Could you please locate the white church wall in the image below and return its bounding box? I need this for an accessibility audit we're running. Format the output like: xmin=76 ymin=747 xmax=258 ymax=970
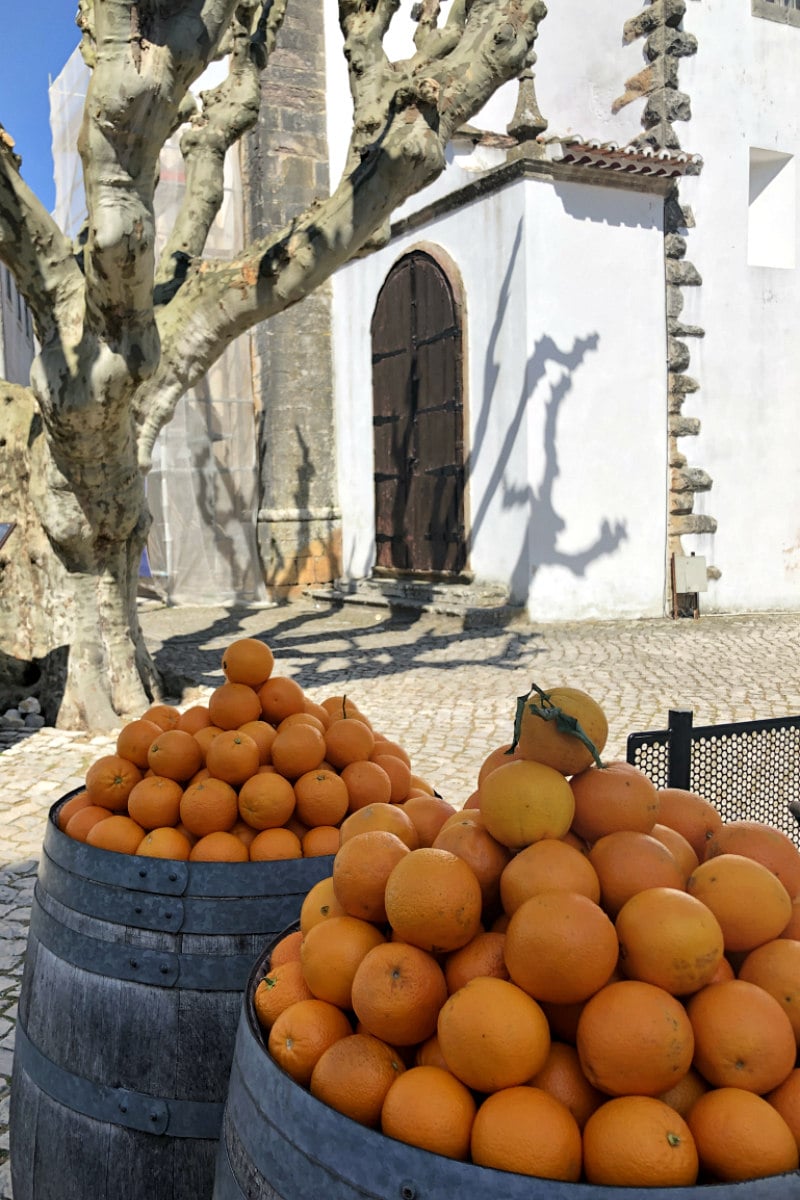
xmin=332 ymin=172 xmax=668 ymax=621
xmin=678 ymin=3 xmax=800 ymax=614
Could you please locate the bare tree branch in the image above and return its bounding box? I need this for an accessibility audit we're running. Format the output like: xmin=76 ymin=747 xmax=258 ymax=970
xmin=0 ymin=128 xmax=83 ymax=347
xmin=154 ymin=0 xmax=289 ymax=295
xmin=132 ymin=0 xmax=546 ymax=469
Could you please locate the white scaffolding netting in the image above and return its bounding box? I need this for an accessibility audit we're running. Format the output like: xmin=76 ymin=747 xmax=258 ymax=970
xmin=49 ymin=51 xmax=266 ymax=605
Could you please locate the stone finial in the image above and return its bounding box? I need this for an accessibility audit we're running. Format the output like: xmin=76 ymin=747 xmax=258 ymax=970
xmin=507 ymin=61 xmax=548 ymax=148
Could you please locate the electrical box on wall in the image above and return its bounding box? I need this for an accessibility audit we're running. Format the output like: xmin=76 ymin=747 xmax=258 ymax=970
xmin=673 ymin=554 xmax=708 ymax=594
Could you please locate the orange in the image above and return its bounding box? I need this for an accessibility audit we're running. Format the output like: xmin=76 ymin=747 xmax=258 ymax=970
xmin=504 ymin=890 xmax=618 ymax=1005
xmin=340 ymin=759 xmax=392 ymax=810
xmin=267 ymin=998 xmax=352 ymax=1086
xmin=658 ymin=1067 xmax=709 ymax=1119
xmin=443 ymin=931 xmax=509 ymax=994
xmin=116 ymin=717 xmax=163 ymax=768
xmin=135 ymin=826 xmax=192 ymax=860
xmin=304 ymin=698 xmax=331 ymax=728
xmin=431 ymin=816 xmax=512 ymax=912
xmin=299 ymin=876 xmax=346 ymax=935
xmin=339 ymin=802 xmax=419 ymax=849
xmin=513 ymin=683 xmax=608 ymax=777
xmin=205 ymin=729 xmax=261 ymax=786
xmin=301 ymin=826 xmax=340 ymax=857
xmin=250 ymin=827 xmax=303 ymax=861
xmin=175 ymin=705 xmax=212 ymax=734
xmin=310 ymin=1033 xmax=406 ymax=1128
xmin=383 ymin=847 xmax=483 ymax=953
xmin=687 ymin=1087 xmax=799 ymax=1182
xmin=146 ymin=729 xmax=203 ymax=782
xmin=56 ymin=792 xmax=92 ymax=832
xmin=86 ymin=814 xmax=146 ymax=855
xmin=739 ymin=938 xmax=800 ymax=1041
xmin=193 ymin=725 xmax=223 ymax=759
xmin=301 ymin=915 xmax=386 ymax=1009
xmin=371 ymin=736 xmax=411 ymax=767
xmin=470 ymin=1086 xmax=582 ymax=1181
xmin=126 ymin=775 xmax=183 ymax=829
xmin=704 ymin=819 xmax=800 ymax=899
xmin=649 ymin=821 xmax=699 ymax=881
xmin=582 ymin=1095 xmax=698 ymax=1186
xmin=528 ymin=1040 xmax=604 ymax=1130
xmin=588 ymin=829 xmax=686 ymax=917
xmin=408 ymin=772 xmax=435 ymax=796
xmin=254 ymin=959 xmax=315 ymax=1030
xmin=238 ymin=719 xmax=277 ymax=765
xmin=351 ymin=941 xmax=447 ymax=1046
xmin=293 ymin=768 xmax=349 ymax=827
xmin=142 ymin=703 xmax=181 ymax=731
xmin=179 ymin=776 xmax=239 ymax=836
xmin=321 ymin=694 xmax=368 ymax=724
xmin=189 ymin=831 xmax=249 ymax=862
xmin=258 ymin=676 xmax=307 ymax=725
xmin=477 ymin=742 xmax=522 ymax=785
xmin=576 ymin=979 xmax=695 ymax=1097
xmin=687 ymin=978 xmax=796 ymax=1093
xmin=569 ymin=761 xmax=660 ymax=844
xmin=221 ymin=637 xmax=274 ymax=687
xmin=687 ymin=852 xmax=793 ymax=952
xmin=499 ymin=837 xmax=601 ymax=916
xmin=655 ymin=787 xmax=723 ymax=860
xmin=437 ymin=976 xmax=551 ymax=1092
xmin=415 ymin=1034 xmax=449 ymax=1070
xmin=400 ymin=794 xmax=457 ymax=847
xmin=269 ymin=722 xmax=326 ymax=780
xmin=279 ymin=711 xmax=326 ymax=735
xmin=230 ymin=819 xmax=257 ymax=849
xmin=332 ymin=830 xmax=410 ymax=923
xmin=207 ymin=681 xmax=263 ymax=731
xmin=324 ymin=718 xmax=375 ymax=769
xmin=478 ymin=758 xmax=575 ymax=849
xmin=370 ymin=753 xmax=411 ymax=802
xmin=238 ymin=771 xmax=296 ymax=830
xmin=615 ymin=886 xmax=725 ymax=995
xmin=766 ymin=1068 xmax=800 ymax=1150
xmin=84 ymin=754 xmax=143 ymax=812
xmin=269 ymin=928 xmax=303 ymax=968
xmin=781 ymin=897 xmax=800 ymax=940
xmin=380 ymin=1065 xmax=476 ymax=1160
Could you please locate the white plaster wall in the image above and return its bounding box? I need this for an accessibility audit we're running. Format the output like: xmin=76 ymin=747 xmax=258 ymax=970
xmin=332 ymin=173 xmax=668 ymax=621
xmin=679 ymin=0 xmax=800 ymax=613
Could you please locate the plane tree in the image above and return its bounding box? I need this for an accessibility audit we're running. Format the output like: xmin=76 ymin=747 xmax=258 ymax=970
xmin=0 ymin=0 xmax=545 ymax=729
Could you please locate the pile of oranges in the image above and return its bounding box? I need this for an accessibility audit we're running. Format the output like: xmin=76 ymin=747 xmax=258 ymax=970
xmin=254 ymin=683 xmax=800 ymax=1189
xmin=55 ymin=637 xmax=435 ymax=863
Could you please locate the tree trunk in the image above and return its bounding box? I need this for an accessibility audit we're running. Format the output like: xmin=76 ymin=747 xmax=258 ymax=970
xmin=0 ymin=384 xmax=160 ymax=730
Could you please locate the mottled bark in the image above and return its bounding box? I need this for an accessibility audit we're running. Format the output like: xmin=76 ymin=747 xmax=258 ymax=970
xmin=0 ymin=0 xmax=546 ymax=730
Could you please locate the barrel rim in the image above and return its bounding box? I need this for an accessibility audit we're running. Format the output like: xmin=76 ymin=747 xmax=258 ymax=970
xmin=230 ymin=930 xmax=800 ymax=1200
xmin=49 ymin=790 xmax=334 ymax=896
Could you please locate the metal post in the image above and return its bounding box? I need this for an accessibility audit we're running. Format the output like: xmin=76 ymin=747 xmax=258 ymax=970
xmin=667 ymin=709 xmax=694 ymax=790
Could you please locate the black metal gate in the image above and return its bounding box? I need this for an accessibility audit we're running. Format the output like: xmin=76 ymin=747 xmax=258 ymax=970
xmin=371 ymin=251 xmax=466 ymax=575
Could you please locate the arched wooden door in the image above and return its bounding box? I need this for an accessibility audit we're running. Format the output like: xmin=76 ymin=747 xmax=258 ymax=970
xmin=371 ymin=251 xmax=466 ymax=575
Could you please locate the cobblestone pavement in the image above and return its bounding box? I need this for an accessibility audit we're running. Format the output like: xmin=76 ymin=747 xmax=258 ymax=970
xmin=2 ymin=598 xmax=800 ymax=1197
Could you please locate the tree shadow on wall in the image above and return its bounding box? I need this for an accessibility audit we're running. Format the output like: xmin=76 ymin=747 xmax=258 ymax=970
xmin=469 ymin=219 xmax=627 ymax=603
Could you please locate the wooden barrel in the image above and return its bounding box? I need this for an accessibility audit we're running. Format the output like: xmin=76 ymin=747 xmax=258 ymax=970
xmin=10 ymin=792 xmax=333 ymax=1200
xmin=214 ymin=938 xmax=800 ymax=1200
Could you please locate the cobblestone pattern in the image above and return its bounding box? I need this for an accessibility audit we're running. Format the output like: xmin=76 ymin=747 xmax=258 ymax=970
xmin=2 ymin=600 xmax=800 ymax=1197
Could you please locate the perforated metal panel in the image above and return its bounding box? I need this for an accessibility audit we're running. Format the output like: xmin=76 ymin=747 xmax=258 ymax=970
xmin=627 ymin=714 xmax=800 ymax=848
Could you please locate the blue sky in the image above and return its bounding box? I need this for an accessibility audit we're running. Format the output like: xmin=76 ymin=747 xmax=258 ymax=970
xmin=0 ymin=4 xmax=82 ymax=211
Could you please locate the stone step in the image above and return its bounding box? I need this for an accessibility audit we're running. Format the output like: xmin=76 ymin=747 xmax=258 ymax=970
xmin=306 ymin=578 xmax=524 ymax=629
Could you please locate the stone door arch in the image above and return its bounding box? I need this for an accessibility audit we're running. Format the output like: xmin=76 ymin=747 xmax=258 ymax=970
xmin=370 ymin=250 xmax=466 ymax=575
